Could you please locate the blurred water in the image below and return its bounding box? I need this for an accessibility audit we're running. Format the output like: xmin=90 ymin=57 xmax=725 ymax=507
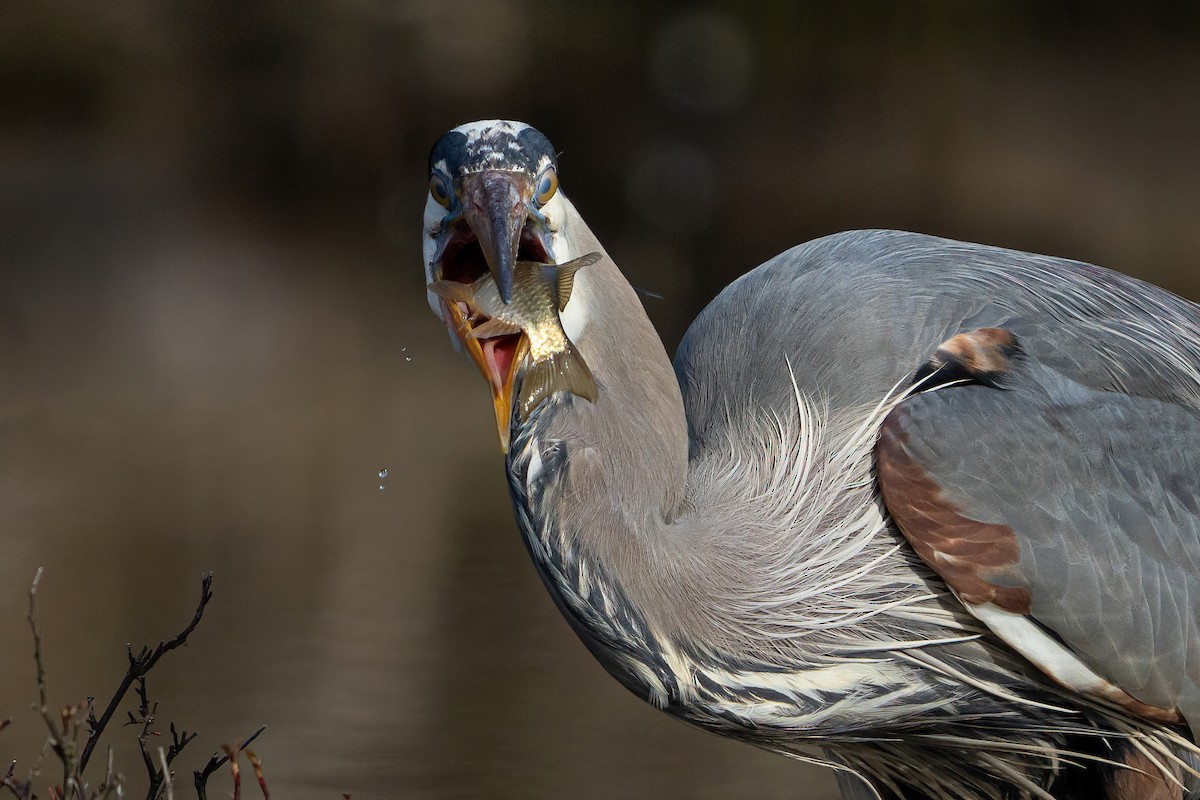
xmin=3 ymin=3 xmax=1200 ymax=799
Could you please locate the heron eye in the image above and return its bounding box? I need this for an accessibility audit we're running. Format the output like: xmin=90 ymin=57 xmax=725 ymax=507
xmin=535 ymin=167 xmax=558 ymax=206
xmin=429 ymin=172 xmax=454 ymax=209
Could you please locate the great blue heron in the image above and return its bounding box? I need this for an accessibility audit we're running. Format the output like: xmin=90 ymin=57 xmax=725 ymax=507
xmin=422 ymin=120 xmax=1200 ymax=800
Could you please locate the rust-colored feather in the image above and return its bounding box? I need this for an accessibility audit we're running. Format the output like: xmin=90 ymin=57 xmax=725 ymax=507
xmin=876 ymin=408 xmax=1032 ymax=614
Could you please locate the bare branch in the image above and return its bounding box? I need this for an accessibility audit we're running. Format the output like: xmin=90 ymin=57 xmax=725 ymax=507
xmin=10 ymin=571 xmax=262 ymax=800
xmin=28 ymin=736 xmax=49 ymax=786
xmin=136 ymin=699 xmax=159 ymax=792
xmin=129 ymin=689 xmax=197 ymax=799
xmin=157 ymin=747 xmax=172 ymax=800
xmin=99 ymin=746 xmax=115 ymax=799
xmin=192 ymin=726 xmax=266 ymax=800
xmin=0 ymin=761 xmax=16 ymax=797
xmin=135 ymin=677 xmax=150 ymax=721
xmin=27 ymin=568 xmax=47 ymax=712
xmin=79 ymin=573 xmax=213 ymax=773
xmin=165 ymin=723 xmax=197 ymax=767
xmin=34 ymin=706 xmax=65 ymax=759
xmin=25 ymin=568 xmax=76 ymax=791
xmin=221 ymin=745 xmax=240 ymax=800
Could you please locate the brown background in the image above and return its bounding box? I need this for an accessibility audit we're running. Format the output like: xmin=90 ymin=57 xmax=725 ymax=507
xmin=2 ymin=3 xmax=1199 ymax=798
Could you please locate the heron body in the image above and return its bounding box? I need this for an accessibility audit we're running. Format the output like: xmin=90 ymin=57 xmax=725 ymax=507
xmin=424 ymin=120 xmax=1200 ymax=799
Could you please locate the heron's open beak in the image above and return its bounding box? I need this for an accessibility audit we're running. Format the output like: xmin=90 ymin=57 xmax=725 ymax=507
xmin=432 ymin=169 xmax=552 ymax=452
xmin=460 ymin=171 xmax=533 ymax=304
xmin=437 ymin=294 xmax=529 ymax=453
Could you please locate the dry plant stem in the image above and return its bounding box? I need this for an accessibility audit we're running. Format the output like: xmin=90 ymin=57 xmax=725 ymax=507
xmin=99 ymin=746 xmax=116 ymax=799
xmin=79 ymin=573 xmax=214 ymax=774
xmin=192 ymin=726 xmax=265 ymax=800
xmin=245 ymin=750 xmax=269 ymax=799
xmin=128 ymin=678 xmax=199 ymax=800
xmin=1 ymin=761 xmax=17 ymax=798
xmin=28 ymin=569 xmax=47 ymax=711
xmin=26 ymin=568 xmax=80 ymax=796
xmin=158 ymin=747 xmax=172 ymax=800
xmin=134 ymin=694 xmax=160 ymax=792
xmin=10 ymin=571 xmax=243 ymax=800
xmin=222 ymin=745 xmax=240 ymax=800
xmin=147 ymin=723 xmax=198 ymax=800
xmin=29 ymin=738 xmax=50 ymax=790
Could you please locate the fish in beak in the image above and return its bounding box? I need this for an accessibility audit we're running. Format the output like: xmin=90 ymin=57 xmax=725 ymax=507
xmin=430 ymin=253 xmax=601 ymax=451
xmin=434 ymin=283 xmax=528 ymax=452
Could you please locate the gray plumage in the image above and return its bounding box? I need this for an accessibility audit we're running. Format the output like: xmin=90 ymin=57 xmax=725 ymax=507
xmin=424 ymin=121 xmax=1200 ymax=800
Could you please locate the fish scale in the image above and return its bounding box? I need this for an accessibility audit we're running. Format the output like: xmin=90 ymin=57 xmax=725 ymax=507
xmin=428 ymin=252 xmax=601 ymax=420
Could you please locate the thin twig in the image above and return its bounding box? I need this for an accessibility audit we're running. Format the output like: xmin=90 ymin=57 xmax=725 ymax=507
xmin=100 ymin=746 xmax=115 ymax=798
xmin=28 ymin=736 xmax=49 ymax=788
xmin=131 ymin=686 xmax=198 ymax=800
xmin=28 ymin=568 xmax=47 ymax=711
xmin=221 ymin=745 xmax=240 ymax=800
xmin=133 ymin=677 xmax=151 ymax=722
xmin=26 ymin=568 xmax=76 ymax=792
xmin=162 ymin=721 xmax=198 ymax=785
xmin=143 ymin=708 xmax=198 ymax=799
xmin=136 ymin=697 xmax=159 ymax=792
xmin=245 ymin=750 xmax=269 ymax=799
xmin=157 ymin=746 xmax=172 ymax=800
xmin=79 ymin=573 xmax=213 ymax=773
xmin=0 ymin=761 xmax=17 ymax=799
xmin=192 ymin=726 xmax=265 ymax=800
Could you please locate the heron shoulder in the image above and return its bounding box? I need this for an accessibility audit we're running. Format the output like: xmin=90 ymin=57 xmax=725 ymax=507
xmin=676 ymin=228 xmax=1200 ymax=460
xmin=674 ymin=229 xmax=965 ymax=456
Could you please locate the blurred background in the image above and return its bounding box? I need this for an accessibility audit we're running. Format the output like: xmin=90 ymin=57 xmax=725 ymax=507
xmin=2 ymin=2 xmax=1199 ymax=798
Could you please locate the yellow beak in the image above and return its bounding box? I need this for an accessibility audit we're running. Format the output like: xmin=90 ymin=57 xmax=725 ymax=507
xmin=439 ymin=297 xmax=528 ymax=452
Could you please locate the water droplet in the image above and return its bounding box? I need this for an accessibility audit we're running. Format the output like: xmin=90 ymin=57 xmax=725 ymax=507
xmin=378 ymin=468 xmax=388 ymax=478
xmin=378 ymin=484 xmax=385 ymax=491
xmin=405 ymin=356 xmax=412 ymax=362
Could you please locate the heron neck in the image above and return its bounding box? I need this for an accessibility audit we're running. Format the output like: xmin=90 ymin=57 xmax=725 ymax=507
xmin=552 ymin=220 xmax=690 ymax=524
xmin=507 ymin=215 xmax=702 ymax=662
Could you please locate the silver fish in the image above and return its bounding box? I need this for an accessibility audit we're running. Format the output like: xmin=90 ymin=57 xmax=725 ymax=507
xmin=429 ymin=252 xmax=601 ymax=445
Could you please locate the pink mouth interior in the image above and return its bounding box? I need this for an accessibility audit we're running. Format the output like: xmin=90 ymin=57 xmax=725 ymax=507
xmin=439 ymin=223 xmax=550 ymax=286
xmin=482 ymin=335 xmax=520 ymax=393
xmin=439 ymin=221 xmax=548 ymax=392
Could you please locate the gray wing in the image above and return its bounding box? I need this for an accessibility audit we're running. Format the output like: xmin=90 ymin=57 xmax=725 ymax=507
xmin=877 ymin=345 xmax=1200 ymax=731
xmin=677 ymin=229 xmax=1200 ymax=450
xmin=675 ymin=229 xmax=1200 ymax=731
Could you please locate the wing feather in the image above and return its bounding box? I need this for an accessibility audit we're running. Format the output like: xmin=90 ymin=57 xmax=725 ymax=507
xmin=877 ymin=367 xmax=1200 ymax=731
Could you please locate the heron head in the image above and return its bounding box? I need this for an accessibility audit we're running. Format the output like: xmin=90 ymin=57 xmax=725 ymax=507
xmin=424 ymin=120 xmax=568 ymax=306
xmin=424 ymin=120 xmax=574 ymax=447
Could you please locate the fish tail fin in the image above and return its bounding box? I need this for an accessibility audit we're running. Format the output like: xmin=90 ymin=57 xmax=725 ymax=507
xmin=517 ymin=341 xmax=599 ymax=420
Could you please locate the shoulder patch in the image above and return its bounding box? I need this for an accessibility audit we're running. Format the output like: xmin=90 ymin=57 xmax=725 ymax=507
xmin=876 ymin=407 xmax=1031 ymax=613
